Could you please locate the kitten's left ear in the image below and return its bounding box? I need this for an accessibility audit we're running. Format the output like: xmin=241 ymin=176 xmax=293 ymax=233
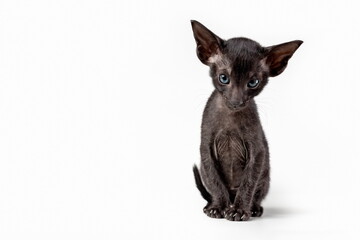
xmin=264 ymin=40 xmax=303 ymax=77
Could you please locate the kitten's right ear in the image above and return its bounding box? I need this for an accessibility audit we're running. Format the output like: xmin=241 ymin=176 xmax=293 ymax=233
xmin=191 ymin=20 xmax=224 ymax=65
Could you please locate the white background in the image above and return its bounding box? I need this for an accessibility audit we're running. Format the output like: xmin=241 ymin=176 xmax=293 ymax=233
xmin=1 ymin=0 xmax=360 ymax=239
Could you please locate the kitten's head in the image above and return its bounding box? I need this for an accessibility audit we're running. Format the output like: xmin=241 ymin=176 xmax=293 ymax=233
xmin=191 ymin=20 xmax=302 ymax=111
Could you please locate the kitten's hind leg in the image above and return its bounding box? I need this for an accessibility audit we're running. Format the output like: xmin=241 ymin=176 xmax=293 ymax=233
xmin=251 ymin=204 xmax=264 ymax=217
xmin=193 ymin=165 xmax=225 ymax=218
xmin=251 ymin=176 xmax=269 ymax=217
xmin=203 ymin=203 xmax=224 ymax=218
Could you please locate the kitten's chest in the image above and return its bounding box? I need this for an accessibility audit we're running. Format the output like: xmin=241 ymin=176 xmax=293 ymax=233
xmin=213 ymin=128 xmax=249 ymax=190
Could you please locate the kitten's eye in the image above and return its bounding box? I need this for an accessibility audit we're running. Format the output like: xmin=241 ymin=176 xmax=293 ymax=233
xmin=247 ymin=79 xmax=259 ymax=88
xmin=219 ymin=74 xmax=230 ymax=85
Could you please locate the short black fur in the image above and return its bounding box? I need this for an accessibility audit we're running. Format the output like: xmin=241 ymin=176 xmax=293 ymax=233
xmin=191 ymin=20 xmax=302 ymax=221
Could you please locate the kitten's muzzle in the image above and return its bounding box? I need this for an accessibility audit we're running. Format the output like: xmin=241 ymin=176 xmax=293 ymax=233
xmin=222 ymin=93 xmax=247 ymax=110
xmin=229 ymin=101 xmax=244 ymax=109
xmin=229 ymin=102 xmax=246 ymax=110
xmin=225 ymin=98 xmax=248 ymax=110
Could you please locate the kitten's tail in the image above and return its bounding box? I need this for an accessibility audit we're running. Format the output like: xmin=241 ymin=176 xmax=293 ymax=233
xmin=193 ymin=165 xmax=212 ymax=203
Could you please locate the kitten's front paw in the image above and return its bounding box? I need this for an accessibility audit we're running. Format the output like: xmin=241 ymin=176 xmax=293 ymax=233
xmin=223 ymin=205 xmax=250 ymax=221
xmin=203 ymin=204 xmax=224 ymax=219
xmin=251 ymin=205 xmax=263 ymax=217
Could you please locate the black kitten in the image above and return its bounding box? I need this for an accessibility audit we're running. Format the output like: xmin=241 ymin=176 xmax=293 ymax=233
xmin=191 ymin=20 xmax=302 ymax=221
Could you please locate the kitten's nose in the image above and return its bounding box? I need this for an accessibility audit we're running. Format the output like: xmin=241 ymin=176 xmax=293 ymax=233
xmin=229 ymin=87 xmax=244 ymax=108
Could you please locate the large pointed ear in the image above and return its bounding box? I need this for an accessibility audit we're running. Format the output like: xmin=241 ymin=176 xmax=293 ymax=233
xmin=264 ymin=40 xmax=303 ymax=77
xmin=191 ymin=20 xmax=224 ymax=65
